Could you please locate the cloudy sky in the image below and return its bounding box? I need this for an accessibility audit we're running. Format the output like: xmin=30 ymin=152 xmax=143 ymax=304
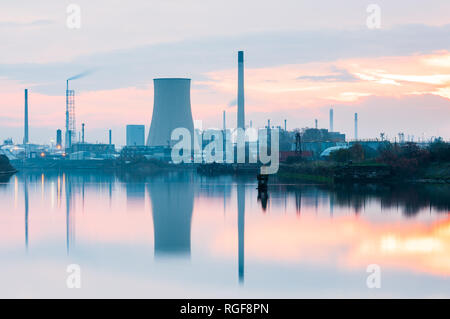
xmin=1 ymin=0 xmax=449 ymax=145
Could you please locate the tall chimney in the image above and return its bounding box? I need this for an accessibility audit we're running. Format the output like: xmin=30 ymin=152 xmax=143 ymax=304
xmin=109 ymin=129 xmax=112 ymax=145
xmin=354 ymin=113 xmax=358 ymax=140
xmin=315 ymin=119 xmax=318 ymax=129
xmin=284 ymin=119 xmax=287 ymax=131
xmin=23 ymin=89 xmax=29 ymax=144
xmin=237 ymin=51 xmax=245 ymax=129
xmin=329 ymin=108 xmax=334 ymax=132
xmin=223 ymin=110 xmax=226 ymax=131
xmin=82 ymin=123 xmax=85 ymax=143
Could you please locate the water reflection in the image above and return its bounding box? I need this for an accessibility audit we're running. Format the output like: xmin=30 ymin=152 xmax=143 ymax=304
xmin=0 ymin=171 xmax=448 ymax=297
xmin=237 ymin=182 xmax=245 ymax=284
xmin=147 ymin=172 xmax=194 ymax=258
xmin=24 ymin=176 xmax=28 ymax=252
xmin=275 ymin=183 xmax=450 ymax=216
xmin=65 ymin=173 xmax=74 ymax=254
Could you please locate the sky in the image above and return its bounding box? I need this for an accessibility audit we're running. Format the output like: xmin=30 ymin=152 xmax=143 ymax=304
xmin=0 ymin=0 xmax=449 ymax=146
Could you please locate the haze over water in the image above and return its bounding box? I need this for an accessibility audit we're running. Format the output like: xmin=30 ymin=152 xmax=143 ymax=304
xmin=0 ymin=171 xmax=449 ymax=298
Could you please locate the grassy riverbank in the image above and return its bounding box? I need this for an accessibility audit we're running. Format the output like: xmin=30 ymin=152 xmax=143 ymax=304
xmin=277 ymin=160 xmax=450 ymax=184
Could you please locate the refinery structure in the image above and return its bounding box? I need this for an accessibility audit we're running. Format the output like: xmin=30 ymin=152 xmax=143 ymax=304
xmin=0 ymin=50 xmax=439 ymax=169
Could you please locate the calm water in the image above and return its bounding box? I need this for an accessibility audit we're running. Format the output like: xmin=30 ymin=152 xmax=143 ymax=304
xmin=0 ymin=171 xmax=449 ymax=298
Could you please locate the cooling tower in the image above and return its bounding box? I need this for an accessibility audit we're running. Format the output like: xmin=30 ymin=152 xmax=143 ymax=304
xmin=147 ymin=78 xmax=194 ymax=147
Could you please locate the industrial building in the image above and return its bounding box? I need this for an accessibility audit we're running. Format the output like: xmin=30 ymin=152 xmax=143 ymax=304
xmin=126 ymin=125 xmax=145 ymax=146
xmin=69 ymin=143 xmax=116 ymax=159
xmin=120 ymin=145 xmax=171 ymax=162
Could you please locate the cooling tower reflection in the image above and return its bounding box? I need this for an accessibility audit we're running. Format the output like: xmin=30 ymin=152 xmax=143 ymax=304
xmin=147 ymin=172 xmax=194 ymax=258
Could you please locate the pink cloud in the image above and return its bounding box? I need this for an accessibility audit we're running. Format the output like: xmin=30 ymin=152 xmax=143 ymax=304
xmin=1 ymin=51 xmax=449 ymax=143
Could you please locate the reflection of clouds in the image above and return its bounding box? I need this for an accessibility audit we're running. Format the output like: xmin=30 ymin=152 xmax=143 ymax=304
xmin=350 ymin=219 xmax=450 ymax=276
xmin=1 ymin=171 xmax=448 ymax=281
xmin=212 ymin=214 xmax=450 ymax=277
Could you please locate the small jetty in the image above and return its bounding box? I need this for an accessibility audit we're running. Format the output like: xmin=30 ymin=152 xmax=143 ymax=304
xmin=257 ymin=173 xmax=269 ymax=191
xmin=257 ymin=173 xmax=269 ymax=211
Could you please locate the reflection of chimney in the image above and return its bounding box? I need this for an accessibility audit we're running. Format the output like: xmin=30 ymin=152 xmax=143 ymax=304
xmin=237 ymin=51 xmax=245 ymax=129
xmin=23 ymin=89 xmax=29 ymax=144
xmin=329 ymin=108 xmax=334 ymax=132
xmin=24 ymin=176 xmax=29 ymax=251
xmin=237 ymin=183 xmax=245 ymax=284
xmin=354 ymin=113 xmax=358 ymax=140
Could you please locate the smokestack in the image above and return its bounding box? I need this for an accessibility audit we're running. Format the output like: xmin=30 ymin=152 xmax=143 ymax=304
xmin=82 ymin=123 xmax=85 ymax=143
xmin=223 ymin=110 xmax=226 ymax=131
xmin=315 ymin=119 xmax=318 ymax=129
xmin=109 ymin=129 xmax=112 ymax=145
xmin=23 ymin=89 xmax=29 ymax=144
xmin=354 ymin=113 xmax=358 ymax=140
xmin=284 ymin=119 xmax=287 ymax=131
xmin=329 ymin=108 xmax=334 ymax=132
xmin=67 ymin=131 xmax=72 ymax=150
xmin=65 ymin=81 xmax=69 ymax=147
xmin=237 ymin=51 xmax=245 ymax=129
xmin=267 ymin=119 xmax=270 ymax=129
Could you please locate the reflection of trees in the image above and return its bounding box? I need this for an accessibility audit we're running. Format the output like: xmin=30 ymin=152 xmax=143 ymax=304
xmin=282 ymin=183 xmax=450 ymax=217
xmin=332 ymin=184 xmax=450 ymax=216
xmin=0 ymin=173 xmax=13 ymax=184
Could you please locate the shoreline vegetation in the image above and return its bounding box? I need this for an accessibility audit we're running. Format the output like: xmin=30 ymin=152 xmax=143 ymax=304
xmin=6 ymin=140 xmax=450 ymax=185
xmin=278 ymin=140 xmax=450 ymax=184
xmin=0 ymin=155 xmax=17 ymax=175
xmin=277 ymin=161 xmax=450 ymax=184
